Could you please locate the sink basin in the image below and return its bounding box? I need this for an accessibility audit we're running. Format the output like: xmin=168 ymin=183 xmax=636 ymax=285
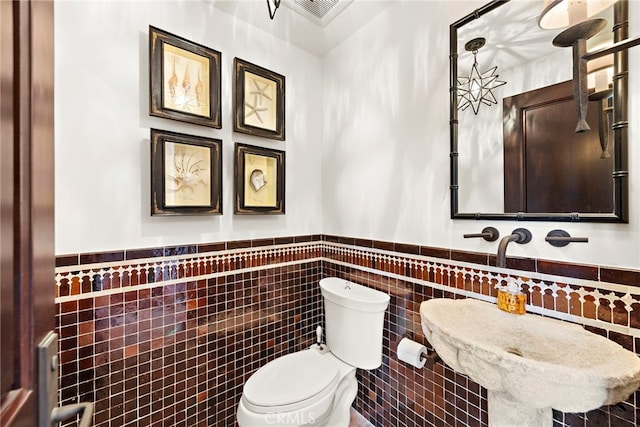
xmin=420 ymin=298 xmax=640 ymax=427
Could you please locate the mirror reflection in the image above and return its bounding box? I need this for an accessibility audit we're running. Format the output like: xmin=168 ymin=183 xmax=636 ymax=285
xmin=451 ymin=0 xmax=629 ymax=222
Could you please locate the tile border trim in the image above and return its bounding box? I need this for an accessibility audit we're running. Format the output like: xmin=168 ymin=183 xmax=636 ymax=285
xmin=55 ymin=236 xmax=640 ymax=337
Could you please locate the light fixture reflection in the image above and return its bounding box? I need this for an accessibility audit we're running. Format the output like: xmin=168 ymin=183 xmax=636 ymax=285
xmin=538 ymin=0 xmax=618 ymax=29
xmin=587 ymin=51 xmax=614 ymax=158
xmin=267 ymin=0 xmax=281 ymax=20
xmin=457 ymin=37 xmax=506 ymax=115
xmin=539 ymin=0 xmax=614 ymax=132
xmin=587 ymin=51 xmax=613 ymax=95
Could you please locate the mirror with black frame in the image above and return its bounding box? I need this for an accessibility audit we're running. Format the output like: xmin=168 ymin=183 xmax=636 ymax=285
xmin=450 ymin=0 xmax=629 ymax=222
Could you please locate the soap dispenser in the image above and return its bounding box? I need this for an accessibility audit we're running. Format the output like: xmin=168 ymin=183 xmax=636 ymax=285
xmin=497 ymin=279 xmax=526 ymax=314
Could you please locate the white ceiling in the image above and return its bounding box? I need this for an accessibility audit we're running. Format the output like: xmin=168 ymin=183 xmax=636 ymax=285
xmin=208 ymin=0 xmax=396 ymax=56
xmin=208 ymin=0 xmax=620 ymax=64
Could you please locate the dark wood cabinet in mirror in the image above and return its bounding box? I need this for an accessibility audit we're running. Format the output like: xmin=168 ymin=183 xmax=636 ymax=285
xmin=450 ymin=0 xmax=629 ymax=222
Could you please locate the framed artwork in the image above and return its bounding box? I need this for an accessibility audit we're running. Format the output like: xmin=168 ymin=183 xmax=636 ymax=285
xmin=234 ymin=143 xmax=285 ymax=214
xmin=233 ymin=58 xmax=285 ymax=140
xmin=149 ymin=26 xmax=221 ymax=128
xmin=151 ymin=128 xmax=222 ymax=216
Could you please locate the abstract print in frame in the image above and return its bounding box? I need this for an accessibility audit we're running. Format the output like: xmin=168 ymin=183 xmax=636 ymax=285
xmin=151 ymin=129 xmax=222 ymax=216
xmin=149 ymin=26 xmax=221 ymax=128
xmin=233 ymin=58 xmax=285 ymax=140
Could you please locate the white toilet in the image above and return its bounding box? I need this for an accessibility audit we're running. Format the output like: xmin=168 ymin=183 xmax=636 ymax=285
xmin=236 ymin=277 xmax=390 ymax=427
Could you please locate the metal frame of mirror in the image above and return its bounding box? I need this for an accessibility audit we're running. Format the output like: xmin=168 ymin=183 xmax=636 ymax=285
xmin=449 ymin=0 xmax=629 ymax=223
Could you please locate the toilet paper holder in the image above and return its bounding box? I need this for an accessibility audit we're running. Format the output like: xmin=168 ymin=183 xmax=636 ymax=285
xmin=422 ymin=350 xmax=442 ymax=369
xmin=419 ymin=348 xmax=441 ymax=369
xmin=402 ymin=333 xmax=441 ymax=369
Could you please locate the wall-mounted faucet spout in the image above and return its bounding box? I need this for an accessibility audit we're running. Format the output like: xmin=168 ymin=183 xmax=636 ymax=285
xmin=497 ymin=228 xmax=532 ymax=268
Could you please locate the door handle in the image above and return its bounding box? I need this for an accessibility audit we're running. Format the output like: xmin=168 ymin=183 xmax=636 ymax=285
xmin=51 ymin=402 xmax=93 ymax=427
xmin=38 ymin=331 xmax=94 ymax=426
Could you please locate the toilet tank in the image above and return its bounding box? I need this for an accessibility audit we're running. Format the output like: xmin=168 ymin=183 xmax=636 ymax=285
xmin=320 ymin=278 xmax=390 ymax=369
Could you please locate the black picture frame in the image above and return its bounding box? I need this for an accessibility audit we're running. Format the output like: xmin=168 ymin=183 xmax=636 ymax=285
xmin=234 ymin=143 xmax=285 ymax=214
xmin=233 ymin=58 xmax=285 ymax=140
xmin=149 ymin=26 xmax=222 ymax=128
xmin=151 ymin=128 xmax=222 ymax=216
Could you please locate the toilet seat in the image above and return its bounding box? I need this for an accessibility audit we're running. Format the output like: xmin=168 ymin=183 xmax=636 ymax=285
xmin=241 ymin=350 xmax=340 ymax=414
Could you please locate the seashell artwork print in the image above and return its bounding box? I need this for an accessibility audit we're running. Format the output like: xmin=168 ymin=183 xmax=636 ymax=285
xmin=162 ymin=44 xmax=210 ymax=117
xmin=164 ymin=141 xmax=211 ymax=207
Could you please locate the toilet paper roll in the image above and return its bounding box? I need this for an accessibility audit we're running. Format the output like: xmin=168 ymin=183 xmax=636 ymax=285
xmin=397 ymin=337 xmax=427 ymax=369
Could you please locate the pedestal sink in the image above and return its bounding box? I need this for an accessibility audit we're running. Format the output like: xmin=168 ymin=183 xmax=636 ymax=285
xmin=420 ymin=298 xmax=640 ymax=427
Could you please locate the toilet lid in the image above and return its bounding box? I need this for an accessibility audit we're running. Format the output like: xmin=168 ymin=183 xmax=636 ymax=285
xmin=242 ymin=350 xmax=340 ymax=413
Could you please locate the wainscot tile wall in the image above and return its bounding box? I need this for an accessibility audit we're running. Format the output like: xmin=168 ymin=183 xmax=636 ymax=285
xmin=55 ymin=235 xmax=640 ymax=427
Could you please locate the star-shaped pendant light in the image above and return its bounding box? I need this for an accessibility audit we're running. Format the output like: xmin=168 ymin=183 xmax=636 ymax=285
xmin=267 ymin=0 xmax=281 ymax=20
xmin=457 ymin=37 xmax=506 ymax=115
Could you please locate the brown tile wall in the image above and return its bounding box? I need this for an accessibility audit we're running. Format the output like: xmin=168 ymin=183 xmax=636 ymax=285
xmin=57 ymin=258 xmax=323 ymax=426
xmin=56 ymin=235 xmax=640 ymax=427
xmin=323 ymin=264 xmax=639 ymax=427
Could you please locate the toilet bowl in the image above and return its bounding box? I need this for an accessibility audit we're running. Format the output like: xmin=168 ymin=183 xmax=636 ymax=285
xmin=237 ymin=278 xmax=390 ymax=427
xmin=237 ymin=346 xmax=357 ymax=427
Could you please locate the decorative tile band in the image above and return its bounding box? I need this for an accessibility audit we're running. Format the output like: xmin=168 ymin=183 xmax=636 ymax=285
xmin=322 ymin=242 xmax=640 ymax=337
xmin=55 ymin=242 xmax=323 ymax=300
xmin=56 ymin=237 xmax=640 ymax=337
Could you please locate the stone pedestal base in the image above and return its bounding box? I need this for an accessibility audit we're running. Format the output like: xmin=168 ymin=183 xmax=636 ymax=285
xmin=488 ymin=391 xmax=551 ymax=427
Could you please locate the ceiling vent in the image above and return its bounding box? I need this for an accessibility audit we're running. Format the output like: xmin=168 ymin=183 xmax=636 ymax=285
xmin=285 ymin=0 xmax=353 ymax=27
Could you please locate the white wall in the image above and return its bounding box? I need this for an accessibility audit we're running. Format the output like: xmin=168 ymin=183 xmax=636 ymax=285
xmin=56 ymin=0 xmax=640 ymax=270
xmin=55 ymin=1 xmax=323 ymax=254
xmin=322 ymin=0 xmax=640 ymax=269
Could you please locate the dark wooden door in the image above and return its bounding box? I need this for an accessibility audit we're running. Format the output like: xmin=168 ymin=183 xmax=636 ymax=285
xmin=503 ymin=80 xmax=614 ymax=214
xmin=1 ymin=1 xmax=55 ymax=426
